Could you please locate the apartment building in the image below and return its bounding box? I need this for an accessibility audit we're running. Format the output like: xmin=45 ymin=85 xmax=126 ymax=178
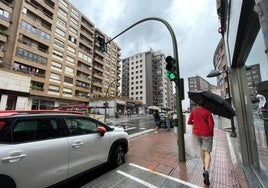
xmin=213 ymin=38 xmax=262 ymax=102
xmin=188 ymin=75 xmax=211 ymax=110
xmin=0 ymin=0 xmax=121 ymax=110
xmin=121 ymin=50 xmax=173 ymax=109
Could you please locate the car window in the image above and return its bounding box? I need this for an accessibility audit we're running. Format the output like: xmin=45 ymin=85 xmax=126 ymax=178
xmin=65 ymin=118 xmax=97 ymax=136
xmin=12 ymin=119 xmax=63 ymax=142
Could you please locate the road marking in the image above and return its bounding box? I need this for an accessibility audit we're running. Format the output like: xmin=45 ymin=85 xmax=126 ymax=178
xmin=129 ymin=129 xmax=155 ymax=138
xmin=116 ymin=170 xmax=158 ymax=188
xmin=125 ymin=127 xmax=137 ymax=131
xmin=129 ymin=163 xmax=202 ymax=188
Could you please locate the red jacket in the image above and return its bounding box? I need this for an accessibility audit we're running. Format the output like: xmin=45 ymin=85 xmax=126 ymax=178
xmin=187 ymin=106 xmax=215 ymax=136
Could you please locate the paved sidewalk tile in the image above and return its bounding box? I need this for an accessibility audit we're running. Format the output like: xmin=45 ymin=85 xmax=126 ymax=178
xmin=127 ymin=125 xmax=250 ymax=187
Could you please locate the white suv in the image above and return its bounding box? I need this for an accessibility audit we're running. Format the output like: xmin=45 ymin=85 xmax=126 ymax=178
xmin=0 ymin=111 xmax=129 ymax=188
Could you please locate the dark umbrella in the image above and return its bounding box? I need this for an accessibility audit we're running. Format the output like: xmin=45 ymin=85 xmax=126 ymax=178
xmin=188 ymin=90 xmax=236 ymax=119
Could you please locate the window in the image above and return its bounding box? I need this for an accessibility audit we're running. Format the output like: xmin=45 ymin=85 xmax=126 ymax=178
xmin=12 ymin=119 xmax=62 ymax=142
xmin=20 ymin=21 xmax=50 ymax=41
xmin=51 ymin=61 xmax=62 ymax=70
xmin=65 ymin=66 xmax=74 ymax=75
xmin=63 ymin=87 xmax=72 ymax=95
xmin=69 ymin=27 xmax=78 ymax=35
xmin=66 ymin=56 xmax=75 ymax=64
xmin=68 ymin=36 xmax=77 ymax=44
xmin=0 ymin=8 xmax=10 ymax=20
xmin=54 ymin=38 xmax=64 ymax=48
xmin=70 ymin=17 xmax=78 ymax=27
xmin=64 ymin=76 xmax=73 ymax=84
xmin=71 ymin=8 xmax=79 ymax=18
xmin=50 ymin=73 xmax=61 ymax=81
xmin=55 ymin=28 xmax=66 ymax=38
xmin=58 ymin=8 xmax=67 ymax=18
xmin=67 ymin=45 xmax=76 ymax=54
xmin=52 ymin=49 xmax=63 ymax=59
xmin=59 ymin=0 xmax=68 ymax=9
xmin=56 ymin=17 xmax=66 ymax=28
xmin=65 ymin=118 xmax=98 ymax=136
xmin=48 ymin=85 xmax=60 ymax=92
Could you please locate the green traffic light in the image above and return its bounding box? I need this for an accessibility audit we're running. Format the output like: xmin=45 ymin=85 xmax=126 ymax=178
xmin=166 ymin=71 xmax=177 ymax=81
xmin=169 ymin=73 xmax=176 ymax=80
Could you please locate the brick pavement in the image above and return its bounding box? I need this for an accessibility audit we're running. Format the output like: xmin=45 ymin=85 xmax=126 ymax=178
xmin=126 ymin=118 xmax=250 ymax=187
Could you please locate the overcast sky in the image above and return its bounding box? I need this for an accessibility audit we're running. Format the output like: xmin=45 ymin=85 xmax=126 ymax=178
xmin=68 ymin=0 xmax=224 ymax=108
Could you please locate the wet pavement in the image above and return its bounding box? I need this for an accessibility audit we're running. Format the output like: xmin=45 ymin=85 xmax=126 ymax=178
xmin=124 ymin=116 xmax=250 ymax=187
xmin=78 ymin=115 xmax=252 ymax=187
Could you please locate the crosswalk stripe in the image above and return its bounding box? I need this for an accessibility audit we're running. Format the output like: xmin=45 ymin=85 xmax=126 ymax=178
xmin=116 ymin=170 xmax=158 ymax=188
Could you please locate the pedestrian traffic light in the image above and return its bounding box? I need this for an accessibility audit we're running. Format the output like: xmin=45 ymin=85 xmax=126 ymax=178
xmin=97 ymin=35 xmax=106 ymax=52
xmin=165 ymin=56 xmax=177 ymax=81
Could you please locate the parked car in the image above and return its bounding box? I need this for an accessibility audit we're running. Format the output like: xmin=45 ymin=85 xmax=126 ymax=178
xmin=0 ymin=110 xmax=129 ymax=188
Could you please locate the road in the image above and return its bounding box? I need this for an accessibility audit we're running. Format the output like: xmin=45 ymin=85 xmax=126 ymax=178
xmin=57 ymin=116 xmax=196 ymax=188
xmin=56 ymin=115 xmax=157 ymax=188
xmin=110 ymin=115 xmax=156 ymax=137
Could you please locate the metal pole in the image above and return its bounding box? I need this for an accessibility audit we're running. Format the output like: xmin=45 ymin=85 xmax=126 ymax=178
xmin=104 ymin=80 xmax=117 ymax=123
xmin=107 ymin=17 xmax=185 ymax=162
xmin=226 ymin=69 xmax=237 ymax=137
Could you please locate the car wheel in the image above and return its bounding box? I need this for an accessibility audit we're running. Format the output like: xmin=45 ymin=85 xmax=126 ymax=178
xmin=0 ymin=176 xmax=16 ymax=188
xmin=111 ymin=145 xmax=125 ymax=167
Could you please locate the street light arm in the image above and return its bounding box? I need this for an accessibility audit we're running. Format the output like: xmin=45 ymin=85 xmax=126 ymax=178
xmin=106 ymin=17 xmax=180 ymax=75
xmin=106 ymin=17 xmax=185 ymax=162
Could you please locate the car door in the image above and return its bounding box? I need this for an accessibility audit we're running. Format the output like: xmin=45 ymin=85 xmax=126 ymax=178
xmin=0 ymin=118 xmax=69 ymax=188
xmin=65 ymin=117 xmax=111 ymax=178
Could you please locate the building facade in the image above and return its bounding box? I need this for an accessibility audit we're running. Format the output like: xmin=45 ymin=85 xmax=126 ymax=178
xmin=121 ymin=49 xmax=173 ymax=109
xmin=188 ymin=75 xmax=211 ymax=110
xmin=0 ymin=0 xmax=121 ymax=110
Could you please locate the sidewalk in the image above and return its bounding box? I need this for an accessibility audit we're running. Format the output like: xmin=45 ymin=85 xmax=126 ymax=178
xmin=126 ymin=116 xmax=250 ymax=187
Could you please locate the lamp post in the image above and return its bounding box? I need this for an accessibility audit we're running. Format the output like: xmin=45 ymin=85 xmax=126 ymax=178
xmin=104 ymin=17 xmax=185 ymax=162
xmin=104 ymin=79 xmax=118 ymax=123
xmin=207 ymin=69 xmax=237 ymax=137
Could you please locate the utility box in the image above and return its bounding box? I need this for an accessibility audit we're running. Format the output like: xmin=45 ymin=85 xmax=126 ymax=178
xmin=257 ymin=81 xmax=268 ymax=146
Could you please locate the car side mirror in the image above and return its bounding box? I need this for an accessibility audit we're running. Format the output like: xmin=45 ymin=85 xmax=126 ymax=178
xmin=97 ymin=126 xmax=106 ymax=136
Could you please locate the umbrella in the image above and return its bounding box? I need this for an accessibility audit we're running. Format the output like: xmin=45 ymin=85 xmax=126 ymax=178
xmin=148 ymin=106 xmax=160 ymax=110
xmin=188 ymin=90 xmax=236 ymax=119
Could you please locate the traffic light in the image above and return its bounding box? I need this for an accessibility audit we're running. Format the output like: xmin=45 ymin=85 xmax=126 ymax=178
xmin=165 ymin=56 xmax=177 ymax=81
xmin=97 ymin=35 xmax=106 ymax=52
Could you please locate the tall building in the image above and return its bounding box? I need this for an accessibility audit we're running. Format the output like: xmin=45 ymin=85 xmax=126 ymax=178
xmin=246 ymin=64 xmax=262 ymax=100
xmin=0 ymin=0 xmax=121 ymax=110
xmin=213 ymin=39 xmax=262 ymax=102
xmin=121 ymin=50 xmax=173 ymax=109
xmin=188 ymin=75 xmax=211 ymax=110
xmin=212 ymin=38 xmax=231 ymax=99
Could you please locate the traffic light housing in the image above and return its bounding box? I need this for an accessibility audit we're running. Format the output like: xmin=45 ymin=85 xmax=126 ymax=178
xmin=165 ymin=56 xmax=177 ymax=81
xmin=97 ymin=35 xmax=106 ymax=52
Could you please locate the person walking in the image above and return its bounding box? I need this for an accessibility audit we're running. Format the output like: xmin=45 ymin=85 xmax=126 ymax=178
xmin=153 ymin=110 xmax=161 ymax=134
xmin=187 ymin=100 xmax=214 ymax=186
xmin=166 ymin=110 xmax=172 ymax=131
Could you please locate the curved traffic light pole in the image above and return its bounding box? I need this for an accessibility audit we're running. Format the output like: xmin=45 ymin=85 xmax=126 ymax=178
xmin=107 ymin=17 xmax=186 ymax=162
